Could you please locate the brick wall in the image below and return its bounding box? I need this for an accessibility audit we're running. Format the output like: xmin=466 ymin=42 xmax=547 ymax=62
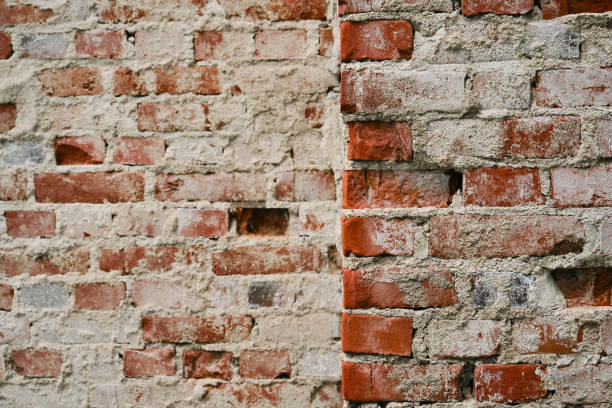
xmin=340 ymin=0 xmax=612 ymax=406
xmin=1 ymin=0 xmax=612 ymax=407
xmin=0 ymin=0 xmax=342 ymax=406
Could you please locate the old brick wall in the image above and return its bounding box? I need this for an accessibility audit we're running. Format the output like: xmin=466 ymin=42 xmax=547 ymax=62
xmin=340 ymin=0 xmax=612 ymax=406
xmin=0 ymin=0 xmax=343 ymax=406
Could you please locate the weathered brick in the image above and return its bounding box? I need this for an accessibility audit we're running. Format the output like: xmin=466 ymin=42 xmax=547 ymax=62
xmin=212 ymin=246 xmax=320 ymax=275
xmin=205 ymin=383 xmax=311 ymax=407
xmin=255 ymin=30 xmax=307 ymax=60
xmin=342 ymin=217 xmax=414 ymax=257
xmin=472 ymin=71 xmax=531 ymax=109
xmin=154 ymin=67 xmax=221 ymax=95
xmin=99 ymin=0 xmax=206 ymax=22
xmin=342 ymin=362 xmax=462 ymax=402
xmin=113 ymin=68 xmax=147 ymax=96
xmin=341 ymin=70 xmax=465 ymax=114
xmin=99 ymin=246 xmax=204 ymax=274
xmin=602 ymin=318 xmax=612 ymax=355
xmin=142 ymin=315 xmax=253 ymax=343
xmin=276 ymin=171 xmax=336 ymax=201
xmin=343 ymin=170 xmax=455 ymax=209
xmin=20 ymin=33 xmax=67 ymax=58
xmin=0 ymin=1 xmax=54 ymax=25
xmin=75 ymin=283 xmax=126 ymax=310
xmin=113 ymin=208 xmax=171 ymax=237
xmin=0 ymin=173 xmax=26 ymax=200
xmin=75 ymin=31 xmax=124 ymax=58
xmin=194 ymin=31 xmax=254 ymax=60
xmin=474 ymin=364 xmax=546 ymax=403
xmin=463 ymin=167 xmax=544 ymax=206
xmin=542 ymin=0 xmax=612 ymax=19
xmin=342 ymin=314 xmax=412 ymax=356
xmin=2 ymin=141 xmax=45 ymax=165
xmin=0 ymin=104 xmax=17 ymax=131
xmin=312 ymin=383 xmax=342 ymax=407
xmin=339 ymin=0 xmax=453 ymax=14
xmin=239 ymin=350 xmax=291 ymax=379
xmin=217 ymin=0 xmax=326 ymax=20
xmin=138 ymin=103 xmax=212 ymax=132
xmin=20 ymin=282 xmax=69 ymax=309
xmin=113 ymin=137 xmax=164 ymax=165
xmin=551 ymin=167 xmax=612 ymax=207
xmin=132 ymin=279 xmax=184 ymax=309
xmin=549 ymin=364 xmax=612 ymax=403
xmin=551 ymin=268 xmax=611 ymax=307
xmin=124 ymin=348 xmax=175 ymax=377
xmin=463 ymin=0 xmax=533 ymax=15
xmin=297 ymin=350 xmax=339 ymax=378
xmin=177 ymin=209 xmax=228 ymax=238
xmin=12 ymin=350 xmax=61 ymax=377
xmin=248 ymin=281 xmax=289 ymax=308
xmin=35 ymin=172 xmax=144 ymax=203
xmin=156 ymin=173 xmax=266 ymax=202
xmin=135 ymin=31 xmax=185 ymax=59
xmin=0 ymin=247 xmax=89 ymax=276
xmin=55 ymin=135 xmax=105 ymax=165
xmin=599 ymin=120 xmax=612 ymax=157
xmin=430 ymin=215 xmax=585 ymax=258
xmin=536 ymin=68 xmax=612 ymax=107
xmin=502 ymin=116 xmax=581 ymax=158
xmin=0 ymin=283 xmax=13 ymax=310
xmin=0 ymin=32 xmax=11 ymax=58
xmin=347 ymin=122 xmax=412 ymax=161
xmin=183 ymin=350 xmax=232 ymax=379
xmin=513 ymin=319 xmax=582 ymax=353
xmin=38 ymin=67 xmax=103 ymax=97
xmin=343 ymin=267 xmax=458 ymax=309
xmin=319 ymin=28 xmax=333 ymax=57
xmin=602 ymin=217 xmax=612 ymax=255
xmin=340 ymin=20 xmax=413 ymax=61
xmin=427 ymin=320 xmax=503 ymax=358
xmin=5 ymin=210 xmax=55 ymax=237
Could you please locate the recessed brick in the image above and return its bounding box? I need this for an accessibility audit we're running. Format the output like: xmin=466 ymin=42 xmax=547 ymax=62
xmin=55 ymin=135 xmax=105 ymax=165
xmin=236 ymin=208 xmax=288 ymax=236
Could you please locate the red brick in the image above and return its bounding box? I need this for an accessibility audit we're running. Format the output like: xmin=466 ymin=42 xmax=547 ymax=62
xmin=0 ymin=1 xmax=54 ymax=25
xmin=341 ymin=70 xmax=465 ymax=114
xmin=341 ymin=20 xmax=413 ymax=61
xmin=0 ymin=32 xmax=12 ymax=58
xmin=0 ymin=104 xmax=16 ymax=131
xmin=275 ymin=171 xmax=336 ymax=201
xmin=464 ymin=167 xmax=544 ymax=206
xmin=319 ymin=28 xmax=333 ymax=57
xmin=342 ymin=362 xmax=462 ymax=402
xmin=219 ymin=0 xmax=326 ymax=21
xmin=142 ymin=315 xmax=253 ymax=343
xmin=343 ymin=267 xmax=458 ymax=309
xmin=474 ymin=364 xmax=546 ymax=403
xmin=343 ymin=170 xmax=455 ymax=209
xmin=551 ymin=268 xmax=612 ymax=307
xmin=0 ymin=247 xmax=90 ymax=276
xmin=177 ymin=209 xmax=228 ymax=238
xmin=542 ymin=0 xmax=612 ymax=19
xmin=430 ymin=215 xmax=585 ymax=258
xmin=342 ymin=314 xmax=412 ymax=356
xmin=205 ymin=383 xmax=311 ymax=407
xmin=55 ymin=135 xmax=105 ymax=165
xmin=75 ymin=282 xmax=126 ymax=310
xmin=138 ymin=102 xmax=211 ymax=132
xmin=156 ymin=173 xmax=266 ymax=202
xmin=239 ymin=350 xmax=291 ymax=379
xmin=75 ymin=31 xmax=124 ymax=58
xmin=0 ymin=174 xmax=26 ymax=200
xmin=183 ymin=350 xmax=233 ymax=379
xmin=113 ymin=138 xmax=164 ymax=165
xmin=342 ymin=216 xmax=414 ymax=257
xmin=348 ymin=121 xmax=412 ymax=161
xmin=502 ymin=116 xmax=581 ymax=158
xmin=99 ymin=246 xmax=205 ymax=274
xmin=602 ymin=318 xmax=612 ymax=355
xmin=212 ymin=246 xmax=320 ymax=275
xmin=35 ymin=172 xmax=144 ymax=203
xmin=194 ymin=31 xmax=253 ymax=60
xmin=11 ymin=350 xmax=61 ymax=377
xmin=154 ymin=67 xmax=221 ymax=95
xmin=551 ymin=167 xmax=612 ymax=207
xmin=599 ymin=120 xmax=612 ymax=157
xmin=38 ymin=67 xmax=103 ymax=97
xmin=513 ymin=319 xmax=583 ymax=354
xmin=132 ymin=279 xmax=184 ymax=309
xmin=536 ymin=68 xmax=612 ymax=107
xmin=255 ymin=30 xmax=307 ymax=60
xmin=463 ymin=0 xmax=533 ymax=15
xmin=113 ymin=68 xmax=147 ymax=96
xmin=0 ymin=283 xmax=13 ymax=310
xmin=124 ymin=348 xmax=174 ymax=377
xmin=5 ymin=210 xmax=55 ymax=238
